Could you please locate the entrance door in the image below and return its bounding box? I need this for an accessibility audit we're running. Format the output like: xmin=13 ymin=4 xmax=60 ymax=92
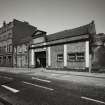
xmin=35 ymin=51 xmax=46 ymax=68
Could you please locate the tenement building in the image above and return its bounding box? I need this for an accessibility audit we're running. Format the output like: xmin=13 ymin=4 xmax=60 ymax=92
xmin=0 ymin=19 xmax=36 ymax=67
xmin=13 ymin=36 xmax=31 ymax=68
xmin=29 ymin=21 xmax=96 ymax=72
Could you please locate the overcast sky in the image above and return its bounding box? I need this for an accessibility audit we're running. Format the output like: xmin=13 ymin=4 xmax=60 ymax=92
xmin=0 ymin=0 xmax=105 ymax=34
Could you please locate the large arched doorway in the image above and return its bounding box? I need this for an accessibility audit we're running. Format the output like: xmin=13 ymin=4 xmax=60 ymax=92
xmin=35 ymin=51 xmax=46 ymax=68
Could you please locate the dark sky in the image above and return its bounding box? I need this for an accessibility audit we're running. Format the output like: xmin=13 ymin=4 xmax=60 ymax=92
xmin=0 ymin=0 xmax=105 ymax=34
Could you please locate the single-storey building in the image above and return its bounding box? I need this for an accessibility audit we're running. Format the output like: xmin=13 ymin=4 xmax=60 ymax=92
xmin=29 ymin=21 xmax=96 ymax=72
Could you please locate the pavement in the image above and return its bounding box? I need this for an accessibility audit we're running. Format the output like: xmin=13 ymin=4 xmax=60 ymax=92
xmin=0 ymin=67 xmax=105 ymax=79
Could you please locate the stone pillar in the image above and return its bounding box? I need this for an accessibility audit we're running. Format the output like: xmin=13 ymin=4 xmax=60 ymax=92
xmin=89 ymin=54 xmax=92 ymax=73
xmin=30 ymin=49 xmax=35 ymax=67
xmin=64 ymin=44 xmax=67 ymax=67
xmin=85 ymin=41 xmax=91 ymax=72
xmin=48 ymin=47 xmax=51 ymax=66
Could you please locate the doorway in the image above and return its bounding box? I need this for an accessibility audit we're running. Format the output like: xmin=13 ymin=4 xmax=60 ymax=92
xmin=35 ymin=51 xmax=46 ymax=68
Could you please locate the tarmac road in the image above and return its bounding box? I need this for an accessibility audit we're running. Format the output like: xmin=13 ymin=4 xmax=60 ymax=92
xmin=0 ymin=71 xmax=105 ymax=105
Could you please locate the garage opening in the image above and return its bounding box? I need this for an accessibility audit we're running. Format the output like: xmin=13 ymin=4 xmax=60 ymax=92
xmin=35 ymin=51 xmax=46 ymax=68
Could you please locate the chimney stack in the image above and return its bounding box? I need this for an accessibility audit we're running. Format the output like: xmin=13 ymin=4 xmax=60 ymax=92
xmin=3 ymin=21 xmax=6 ymax=27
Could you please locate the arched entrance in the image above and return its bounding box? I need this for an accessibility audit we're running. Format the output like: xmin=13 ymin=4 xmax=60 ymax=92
xmin=35 ymin=51 xmax=46 ymax=68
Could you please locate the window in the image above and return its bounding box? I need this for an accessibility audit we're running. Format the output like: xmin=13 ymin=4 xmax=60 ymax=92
xmin=3 ymin=35 xmax=6 ymax=39
xmin=68 ymin=53 xmax=76 ymax=61
xmin=7 ymin=45 xmax=9 ymax=52
xmin=76 ymin=52 xmax=85 ymax=62
xmin=68 ymin=52 xmax=85 ymax=62
xmin=17 ymin=46 xmax=22 ymax=53
xmin=57 ymin=54 xmax=63 ymax=62
xmin=25 ymin=56 xmax=28 ymax=65
xmin=0 ymin=57 xmax=2 ymax=64
xmin=9 ymin=45 xmax=12 ymax=52
xmin=8 ymin=44 xmax=12 ymax=52
xmin=0 ymin=36 xmax=3 ymax=41
xmin=22 ymin=44 xmax=27 ymax=52
xmin=4 ymin=46 xmax=6 ymax=52
xmin=0 ymin=47 xmax=1 ymax=53
xmin=8 ymin=32 xmax=12 ymax=38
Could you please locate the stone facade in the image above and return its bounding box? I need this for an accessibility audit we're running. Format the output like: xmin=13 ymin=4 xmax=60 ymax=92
xmin=49 ymin=45 xmax=64 ymax=69
xmin=29 ymin=30 xmax=47 ymax=68
xmin=46 ymin=21 xmax=95 ymax=71
xmin=67 ymin=42 xmax=86 ymax=70
xmin=2 ymin=19 xmax=105 ymax=72
xmin=29 ymin=21 xmax=97 ymax=72
xmin=46 ymin=41 xmax=90 ymax=71
xmin=14 ymin=43 xmax=29 ymax=68
xmin=0 ymin=21 xmax=13 ymax=67
xmin=0 ymin=19 xmax=36 ymax=67
xmin=92 ymin=33 xmax=105 ymax=70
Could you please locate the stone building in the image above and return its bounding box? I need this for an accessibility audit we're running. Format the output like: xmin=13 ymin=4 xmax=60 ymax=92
xmin=92 ymin=33 xmax=105 ymax=70
xmin=29 ymin=30 xmax=47 ymax=68
xmin=0 ymin=19 xmax=36 ymax=67
xmin=1 ymin=19 xmax=105 ymax=72
xmin=13 ymin=36 xmax=31 ymax=68
xmin=29 ymin=21 xmax=96 ymax=72
xmin=46 ymin=21 xmax=96 ymax=71
xmin=0 ymin=21 xmax=13 ymax=67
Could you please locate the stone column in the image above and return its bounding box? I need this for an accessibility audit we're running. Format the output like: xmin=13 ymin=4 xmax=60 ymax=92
xmin=64 ymin=44 xmax=67 ymax=67
xmin=48 ymin=47 xmax=51 ymax=66
xmin=30 ymin=49 xmax=35 ymax=67
xmin=85 ymin=41 xmax=91 ymax=72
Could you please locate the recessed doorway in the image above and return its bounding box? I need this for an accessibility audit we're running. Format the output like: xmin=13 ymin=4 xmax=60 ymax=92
xmin=35 ymin=51 xmax=46 ymax=68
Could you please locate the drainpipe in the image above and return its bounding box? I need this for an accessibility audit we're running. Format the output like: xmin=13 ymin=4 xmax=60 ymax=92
xmin=89 ymin=54 xmax=92 ymax=73
xmin=28 ymin=46 xmax=30 ymax=68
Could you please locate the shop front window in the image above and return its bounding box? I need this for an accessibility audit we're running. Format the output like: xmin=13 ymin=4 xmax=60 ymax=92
xmin=76 ymin=52 xmax=85 ymax=62
xmin=68 ymin=52 xmax=85 ymax=62
xmin=68 ymin=53 xmax=76 ymax=61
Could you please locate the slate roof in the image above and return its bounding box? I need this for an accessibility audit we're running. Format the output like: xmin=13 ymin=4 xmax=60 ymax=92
xmin=47 ymin=21 xmax=95 ymax=42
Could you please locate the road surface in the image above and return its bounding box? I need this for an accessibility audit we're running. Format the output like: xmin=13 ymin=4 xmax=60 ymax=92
xmin=0 ymin=71 xmax=104 ymax=105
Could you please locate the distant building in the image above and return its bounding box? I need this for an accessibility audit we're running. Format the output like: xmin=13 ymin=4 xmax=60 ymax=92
xmin=0 ymin=19 xmax=36 ymax=67
xmin=92 ymin=33 xmax=105 ymax=70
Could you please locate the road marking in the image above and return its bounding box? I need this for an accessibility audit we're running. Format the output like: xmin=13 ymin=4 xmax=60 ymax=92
xmin=23 ymin=81 xmax=54 ymax=91
xmin=81 ymin=96 xmax=105 ymax=104
xmin=32 ymin=77 xmax=51 ymax=83
xmin=1 ymin=85 xmax=19 ymax=93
